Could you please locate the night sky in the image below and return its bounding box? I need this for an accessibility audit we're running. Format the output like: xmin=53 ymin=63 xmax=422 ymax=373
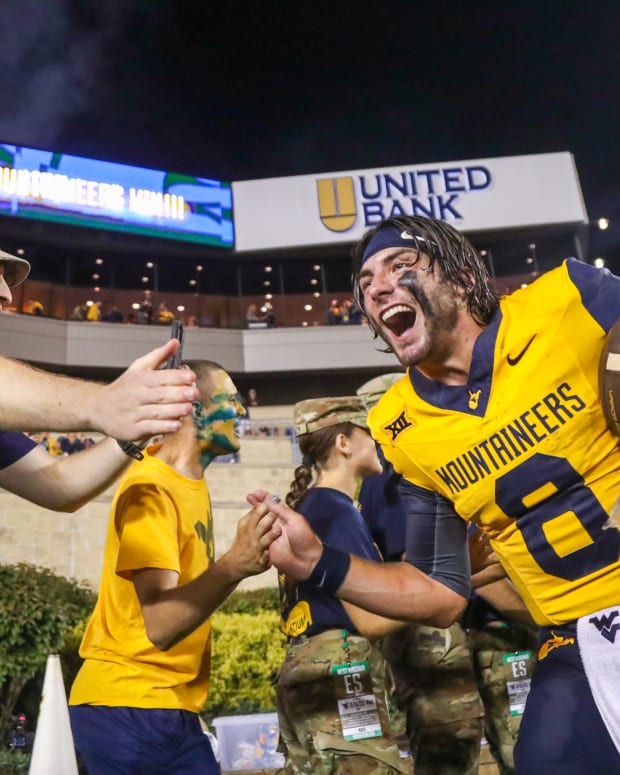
xmin=0 ymin=1 xmax=618 ymax=263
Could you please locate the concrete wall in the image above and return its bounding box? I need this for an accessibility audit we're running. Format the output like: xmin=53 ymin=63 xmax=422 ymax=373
xmin=0 ymin=311 xmax=400 ymax=374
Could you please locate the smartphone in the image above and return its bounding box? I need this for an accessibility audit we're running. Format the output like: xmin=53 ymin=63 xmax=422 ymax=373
xmin=165 ymin=320 xmax=184 ymax=368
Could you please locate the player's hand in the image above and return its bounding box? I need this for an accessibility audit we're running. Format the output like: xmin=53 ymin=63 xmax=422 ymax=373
xmin=225 ymin=502 xmax=276 ymax=577
xmin=93 ymin=339 xmax=199 ymax=440
xmin=468 ymin=526 xmax=497 ymax=574
xmin=247 ymin=491 xmax=323 ymax=580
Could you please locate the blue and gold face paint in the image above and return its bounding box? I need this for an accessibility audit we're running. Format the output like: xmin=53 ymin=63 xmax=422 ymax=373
xmin=193 ymin=370 xmax=246 ymax=468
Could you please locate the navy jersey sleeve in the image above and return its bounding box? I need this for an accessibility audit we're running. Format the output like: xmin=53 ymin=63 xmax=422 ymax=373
xmin=566 ymin=257 xmax=620 ymax=331
xmin=398 ymin=478 xmax=471 ymax=599
xmin=0 ymin=431 xmax=37 ymax=469
xmin=358 ymin=464 xmax=407 ymax=561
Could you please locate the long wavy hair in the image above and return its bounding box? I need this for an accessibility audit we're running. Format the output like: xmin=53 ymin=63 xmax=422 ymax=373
xmin=351 ymin=215 xmax=500 ymax=347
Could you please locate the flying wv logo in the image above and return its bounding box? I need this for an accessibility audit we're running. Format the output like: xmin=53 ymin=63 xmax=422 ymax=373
xmin=384 ymin=411 xmax=412 ymax=441
xmin=468 ymin=389 xmax=482 ymax=410
xmin=589 ymin=609 xmax=620 ymax=644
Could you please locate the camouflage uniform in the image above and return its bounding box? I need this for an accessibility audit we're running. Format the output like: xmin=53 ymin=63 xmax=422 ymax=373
xmin=381 ymin=622 xmax=485 ymax=775
xmin=276 ymin=630 xmax=412 ymax=775
xmin=356 ymin=373 xmax=406 ymax=409
xmin=469 ymin=617 xmax=538 ymax=775
xmin=293 ymin=395 xmax=370 ymax=436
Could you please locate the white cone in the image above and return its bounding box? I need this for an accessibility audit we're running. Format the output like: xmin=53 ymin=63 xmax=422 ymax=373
xmin=28 ymin=653 xmax=79 ymax=775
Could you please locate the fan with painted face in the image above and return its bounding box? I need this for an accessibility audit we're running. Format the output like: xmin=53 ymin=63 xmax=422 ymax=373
xmin=191 ymin=366 xmax=246 ymax=466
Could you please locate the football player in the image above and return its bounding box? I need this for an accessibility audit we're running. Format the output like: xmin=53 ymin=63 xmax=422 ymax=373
xmin=257 ymin=215 xmax=620 ymax=774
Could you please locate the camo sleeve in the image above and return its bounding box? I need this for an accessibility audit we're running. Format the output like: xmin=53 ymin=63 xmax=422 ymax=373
xmin=398 ymin=477 xmax=471 ymax=599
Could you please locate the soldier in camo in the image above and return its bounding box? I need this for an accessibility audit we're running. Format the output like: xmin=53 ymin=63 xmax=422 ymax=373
xmin=381 ymin=622 xmax=484 ymax=775
xmin=277 ymin=629 xmax=411 ymax=775
xmin=465 ymin=597 xmax=539 ymax=774
xmin=276 ymin=395 xmax=412 ymax=775
xmin=358 ymin=373 xmax=485 ymax=775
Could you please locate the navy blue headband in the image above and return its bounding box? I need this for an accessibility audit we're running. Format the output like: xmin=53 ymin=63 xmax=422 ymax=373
xmin=361 ymin=226 xmax=435 ymax=265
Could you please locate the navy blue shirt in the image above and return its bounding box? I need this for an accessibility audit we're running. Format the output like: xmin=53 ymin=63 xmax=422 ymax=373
xmin=280 ymin=487 xmax=382 ymax=637
xmin=358 ymin=447 xmax=407 ymax=561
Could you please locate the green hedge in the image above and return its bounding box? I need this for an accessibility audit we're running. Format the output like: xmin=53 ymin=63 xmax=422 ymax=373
xmin=0 ymin=563 xmax=95 ymax=744
xmin=206 ymin=587 xmax=287 ymax=719
xmin=0 ymin=750 xmax=30 ymax=774
xmin=207 ymin=606 xmax=287 ymax=720
xmin=2 ymin=570 xmax=286 ymax=736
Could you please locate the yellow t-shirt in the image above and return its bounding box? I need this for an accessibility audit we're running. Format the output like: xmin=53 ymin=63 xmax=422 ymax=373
xmin=69 ymin=448 xmax=214 ymax=711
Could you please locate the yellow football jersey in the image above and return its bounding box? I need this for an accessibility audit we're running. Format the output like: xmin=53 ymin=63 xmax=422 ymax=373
xmin=369 ymin=259 xmax=620 ymax=627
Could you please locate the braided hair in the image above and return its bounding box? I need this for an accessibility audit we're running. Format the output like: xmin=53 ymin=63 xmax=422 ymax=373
xmin=286 ymin=421 xmax=358 ymax=509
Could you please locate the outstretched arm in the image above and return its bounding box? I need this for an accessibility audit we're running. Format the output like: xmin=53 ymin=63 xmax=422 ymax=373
xmin=132 ymin=504 xmax=275 ymax=651
xmin=250 ymin=491 xmax=467 ymax=628
xmin=0 ymin=339 xmax=198 ymax=439
xmin=0 ymin=436 xmax=135 ymax=511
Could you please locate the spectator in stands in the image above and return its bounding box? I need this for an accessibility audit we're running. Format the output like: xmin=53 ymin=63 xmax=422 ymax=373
xmin=137 ymin=290 xmax=153 ymax=324
xmin=28 ymin=431 xmax=46 ymax=449
xmin=158 ymin=301 xmax=174 ymax=324
xmin=347 ymin=299 xmax=363 ymax=324
xmin=263 ymin=301 xmax=276 ymax=327
xmin=246 ymin=303 xmax=266 ymax=326
xmin=326 ymin=298 xmax=342 ymax=324
xmin=86 ymin=300 xmax=101 ymax=321
xmin=57 ymin=432 xmax=86 ymax=456
xmin=24 ymin=298 xmax=44 ymax=316
xmin=235 ymin=387 xmax=257 ymax=442
xmin=69 ymin=360 xmax=273 ymax=775
xmin=101 ymin=303 xmax=124 ymax=323
xmin=69 ymin=303 xmax=87 ymax=320
xmin=30 ymin=432 xmax=63 ymax=456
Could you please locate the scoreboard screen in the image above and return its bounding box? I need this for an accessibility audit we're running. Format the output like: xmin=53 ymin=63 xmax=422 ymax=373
xmin=0 ymin=143 xmax=233 ymax=247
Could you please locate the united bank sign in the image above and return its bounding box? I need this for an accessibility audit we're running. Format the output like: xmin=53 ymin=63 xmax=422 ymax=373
xmin=232 ymin=151 xmax=588 ymax=252
xmin=316 ymin=164 xmax=492 ymax=233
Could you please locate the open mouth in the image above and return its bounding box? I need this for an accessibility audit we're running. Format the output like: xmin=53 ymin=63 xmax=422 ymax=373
xmin=380 ymin=305 xmax=416 ymax=337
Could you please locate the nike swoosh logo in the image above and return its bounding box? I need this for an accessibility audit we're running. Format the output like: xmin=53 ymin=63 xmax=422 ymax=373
xmin=507 ymin=334 xmax=537 ymax=366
